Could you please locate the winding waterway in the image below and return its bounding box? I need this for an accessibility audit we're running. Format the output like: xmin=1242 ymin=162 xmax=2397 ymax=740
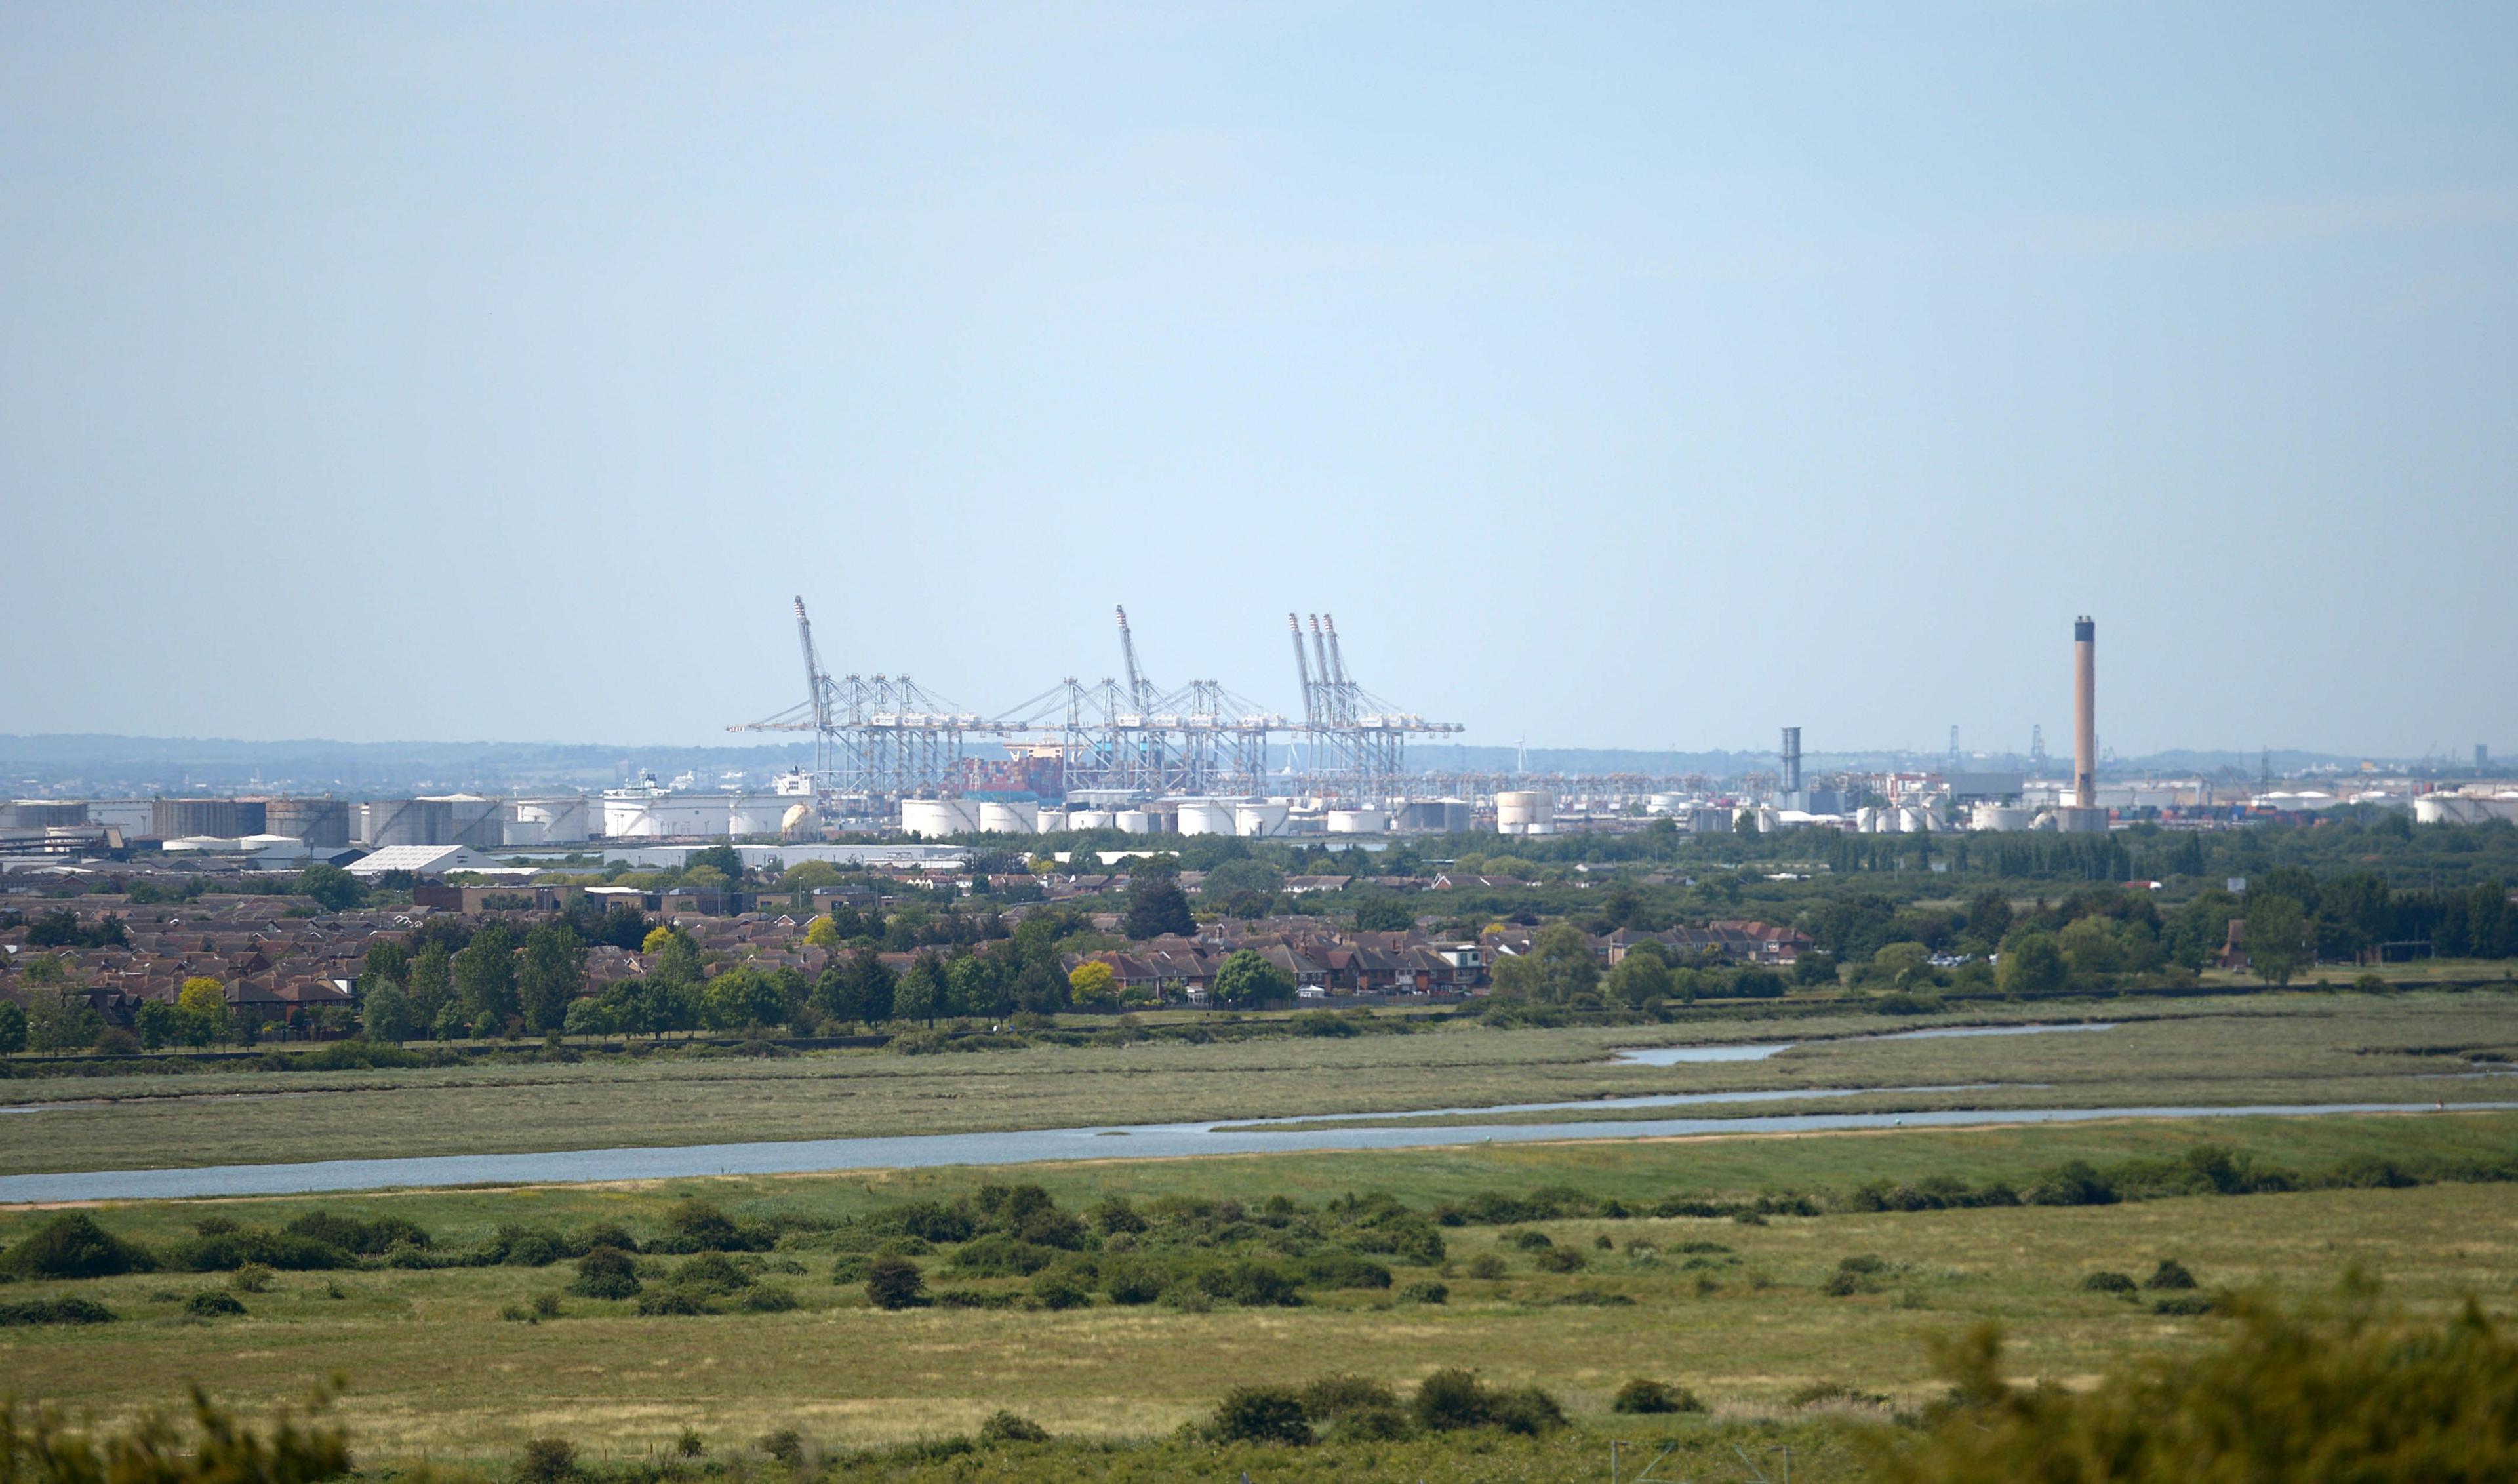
xmin=4 ymin=1096 xmax=2504 ymax=1205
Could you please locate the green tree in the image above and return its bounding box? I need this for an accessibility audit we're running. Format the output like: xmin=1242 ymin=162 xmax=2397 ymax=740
xmin=2246 ymin=893 xmax=2309 ymax=987
xmin=1965 ymin=891 xmax=2014 ymax=950
xmin=1997 ymin=932 xmax=2069 ymax=997
xmin=0 ymin=999 xmax=24 ymax=1054
xmin=1201 ymin=858 xmax=1283 ymax=902
xmin=1122 ymin=858 xmax=1195 ymax=940
xmin=407 ymin=944 xmax=453 ymax=1033
xmin=805 ymin=915 xmax=843 ymax=949
xmin=25 ymin=990 xmax=104 ymax=1054
xmin=452 ymin=922 xmax=520 ymax=1026
xmin=361 ymin=982 xmax=422 ymax=1043
xmin=2058 ymin=916 xmax=2129 ymax=978
xmin=294 ymin=863 xmax=366 ymax=913
xmin=517 ymin=922 xmax=585 ymax=1033
xmin=894 ymin=951 xmax=949 ymax=1025
xmin=1604 ymin=949 xmax=1673 ymax=1010
xmin=1490 ymin=923 xmax=1599 ymax=1004
xmin=1213 ymin=949 xmax=1293 ymax=1008
xmin=948 ymin=954 xmax=1007 ymax=1018
xmin=177 ymin=977 xmax=232 ymax=1045
xmin=685 ymin=844 xmax=745 ymax=881
xmin=134 ymin=999 xmax=181 ymax=1049
xmin=698 ymin=967 xmax=786 ymax=1032
xmin=361 ymin=940 xmax=409 ymax=987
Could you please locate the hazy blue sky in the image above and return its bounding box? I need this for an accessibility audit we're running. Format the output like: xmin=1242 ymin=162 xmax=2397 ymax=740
xmin=5 ymin=3 xmax=2512 ymax=759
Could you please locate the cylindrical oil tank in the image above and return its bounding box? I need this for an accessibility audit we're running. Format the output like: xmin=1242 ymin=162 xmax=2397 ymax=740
xmin=1036 ymin=809 xmax=1070 ymax=833
xmin=1067 ymin=809 xmax=1115 ymax=831
xmin=978 ymin=801 xmax=1040 ymax=834
xmin=1970 ymin=803 xmax=2035 ymax=832
xmin=1175 ymin=800 xmax=1237 ymax=835
xmin=264 ymin=798 xmax=351 ymax=848
xmin=1327 ymin=807 xmax=1386 ymax=833
xmin=900 ymin=799 xmax=977 ymax=838
xmin=727 ymin=795 xmax=795 ymax=836
xmin=154 ymin=798 xmax=266 ymax=839
xmin=1898 ymin=806 xmax=1934 ymax=833
xmin=1235 ymin=802 xmax=1290 ymax=837
xmin=7 ymin=800 xmax=90 ymax=828
xmin=506 ymin=797 xmax=591 ymax=845
xmin=1855 ymin=806 xmax=1881 ymax=833
xmin=1113 ymin=809 xmax=1153 ymax=834
xmin=1647 ymin=793 xmax=1686 ymax=815
xmin=1494 ymin=790 xmax=1555 ymax=833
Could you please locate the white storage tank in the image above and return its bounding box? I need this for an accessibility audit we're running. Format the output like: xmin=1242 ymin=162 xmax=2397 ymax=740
xmin=727 ymin=795 xmax=795 ymax=836
xmin=1235 ymin=801 xmax=1291 ymax=837
xmin=900 ymin=799 xmax=977 ymax=838
xmin=1970 ymin=803 xmax=2035 ymax=832
xmin=1036 ymin=809 xmax=1069 ymax=833
xmin=978 ymin=801 xmax=1040 ymax=834
xmin=506 ymin=797 xmax=591 ymax=845
xmin=1897 ymin=806 xmax=1935 ymax=833
xmin=1494 ymin=790 xmax=1555 ymax=834
xmin=1647 ymin=793 xmax=1687 ymax=815
xmin=1114 ymin=809 xmax=1153 ymax=834
xmin=1067 ymin=809 xmax=1115 ymax=831
xmin=1176 ymin=800 xmax=1238 ymax=836
xmin=1327 ymin=807 xmax=1386 ymax=834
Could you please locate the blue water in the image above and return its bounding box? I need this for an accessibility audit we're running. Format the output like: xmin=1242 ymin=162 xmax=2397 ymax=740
xmin=5 ymin=1098 xmax=2506 ymax=1205
xmin=1611 ymin=1020 xmax=2117 ymax=1065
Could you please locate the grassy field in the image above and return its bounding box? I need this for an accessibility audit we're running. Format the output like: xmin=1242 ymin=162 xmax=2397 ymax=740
xmin=3 ymin=1111 xmax=2515 ymax=1472
xmin=1 ymin=991 xmax=2513 ymax=1176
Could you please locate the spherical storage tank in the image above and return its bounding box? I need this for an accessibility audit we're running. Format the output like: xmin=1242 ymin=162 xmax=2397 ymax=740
xmin=978 ymin=801 xmax=1040 ymax=834
xmin=1175 ymin=801 xmax=1237 ymax=836
xmin=1067 ymin=809 xmax=1115 ymax=831
xmin=1113 ymin=810 xmax=1153 ymax=835
xmin=1326 ymin=807 xmax=1386 ymax=833
xmin=900 ymin=799 xmax=978 ymax=837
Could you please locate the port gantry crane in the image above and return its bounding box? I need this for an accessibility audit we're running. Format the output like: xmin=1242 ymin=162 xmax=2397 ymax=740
xmin=730 ymin=600 xmax=1454 ymax=809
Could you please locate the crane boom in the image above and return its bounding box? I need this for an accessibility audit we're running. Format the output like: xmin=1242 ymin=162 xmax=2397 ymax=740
xmin=1115 ymin=606 xmax=1152 ymax=713
xmin=794 ymin=596 xmax=831 ymax=732
xmin=1289 ymin=612 xmax=1317 ymax=726
xmin=1308 ymin=616 xmax=1339 ymax=724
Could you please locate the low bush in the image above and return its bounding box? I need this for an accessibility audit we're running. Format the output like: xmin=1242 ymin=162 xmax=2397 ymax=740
xmin=1533 ymin=1246 xmax=1587 ymax=1273
xmin=0 ymin=1213 xmax=155 ymax=1279
xmin=737 ymin=1284 xmax=798 ymax=1313
xmin=756 ymin=1429 xmax=805 ymax=1467
xmin=1411 ymin=1369 xmax=1567 ymax=1435
xmin=2153 ymin=1294 xmax=2216 ymax=1317
xmin=283 ymin=1211 xmax=431 ymax=1255
xmin=185 ymin=1291 xmax=247 ymax=1319
xmin=1465 ymin=1255 xmax=1507 ymax=1280
xmin=2146 ymin=1259 xmax=2198 ymax=1291
xmin=0 ymin=1296 xmax=116 ymax=1326
xmin=865 ymin=1254 xmax=926 ymax=1310
xmin=977 ymin=1411 xmax=1049 ymax=1445
xmin=519 ymin=1436 xmax=576 ymax=1483
xmin=569 ymin=1247 xmax=641 ymax=1300
xmin=1029 ymin=1270 xmax=1090 ymax=1310
xmin=1209 ymin=1386 xmax=1311 ymax=1445
xmin=1611 ymin=1378 xmax=1704 ymax=1414
xmin=1197 ymin=1260 xmax=1301 ymax=1308
xmin=1398 ymin=1280 xmax=1449 ymax=1304
xmin=2080 ymin=1271 xmax=2138 ymax=1294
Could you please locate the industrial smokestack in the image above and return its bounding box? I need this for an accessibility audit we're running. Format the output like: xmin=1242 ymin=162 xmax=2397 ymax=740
xmin=2073 ymin=616 xmax=2096 ymax=811
xmin=1780 ymin=727 xmax=1802 ymax=795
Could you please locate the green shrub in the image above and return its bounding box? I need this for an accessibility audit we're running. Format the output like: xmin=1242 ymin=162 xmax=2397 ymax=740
xmin=865 ymin=1254 xmax=926 ymax=1310
xmin=1398 ymin=1281 xmax=1449 ymax=1304
xmin=1209 ymin=1386 xmax=1311 ymax=1445
xmin=1296 ymin=1252 xmax=1393 ymax=1290
xmin=0 ymin=1213 xmax=155 ymax=1279
xmin=2081 ymin=1271 xmax=2138 ymax=1294
xmin=1411 ymin=1369 xmax=1565 ymax=1435
xmin=0 ymin=1296 xmax=117 ymax=1326
xmin=1100 ymin=1257 xmax=1168 ymax=1305
xmin=1864 ymin=1287 xmax=2518 ymax=1479
xmin=519 ymin=1436 xmax=576 ymax=1483
xmin=1197 ymin=1260 xmax=1301 ymax=1307
xmin=569 ymin=1247 xmax=641 ymax=1300
xmin=755 ymin=1429 xmax=804 ymax=1467
xmin=186 ymin=1291 xmax=246 ymax=1319
xmin=1465 ymin=1255 xmax=1507 ymax=1280
xmin=1508 ymin=1229 xmax=1554 ymax=1251
xmin=283 ymin=1211 xmax=431 ymax=1254
xmin=492 ymin=1226 xmax=568 ymax=1267
xmin=2026 ymin=1161 xmax=2120 ymax=1207
xmin=1302 ymin=1375 xmax=1409 ymax=1439
xmin=977 ymin=1411 xmax=1049 ymax=1445
xmin=737 ymin=1285 xmax=797 ymax=1313
xmin=164 ymin=1229 xmax=347 ymax=1273
xmin=2154 ymin=1294 xmax=2217 ymax=1316
xmin=2146 ymin=1259 xmax=2198 ymax=1290
xmin=230 ymin=1264 xmax=274 ymax=1294
xmin=1028 ymin=1270 xmax=1090 ymax=1310
xmin=946 ymin=1234 xmax=1057 ymax=1278
xmin=1611 ymin=1378 xmax=1702 ymax=1414
xmin=1534 ymin=1246 xmax=1586 ymax=1273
